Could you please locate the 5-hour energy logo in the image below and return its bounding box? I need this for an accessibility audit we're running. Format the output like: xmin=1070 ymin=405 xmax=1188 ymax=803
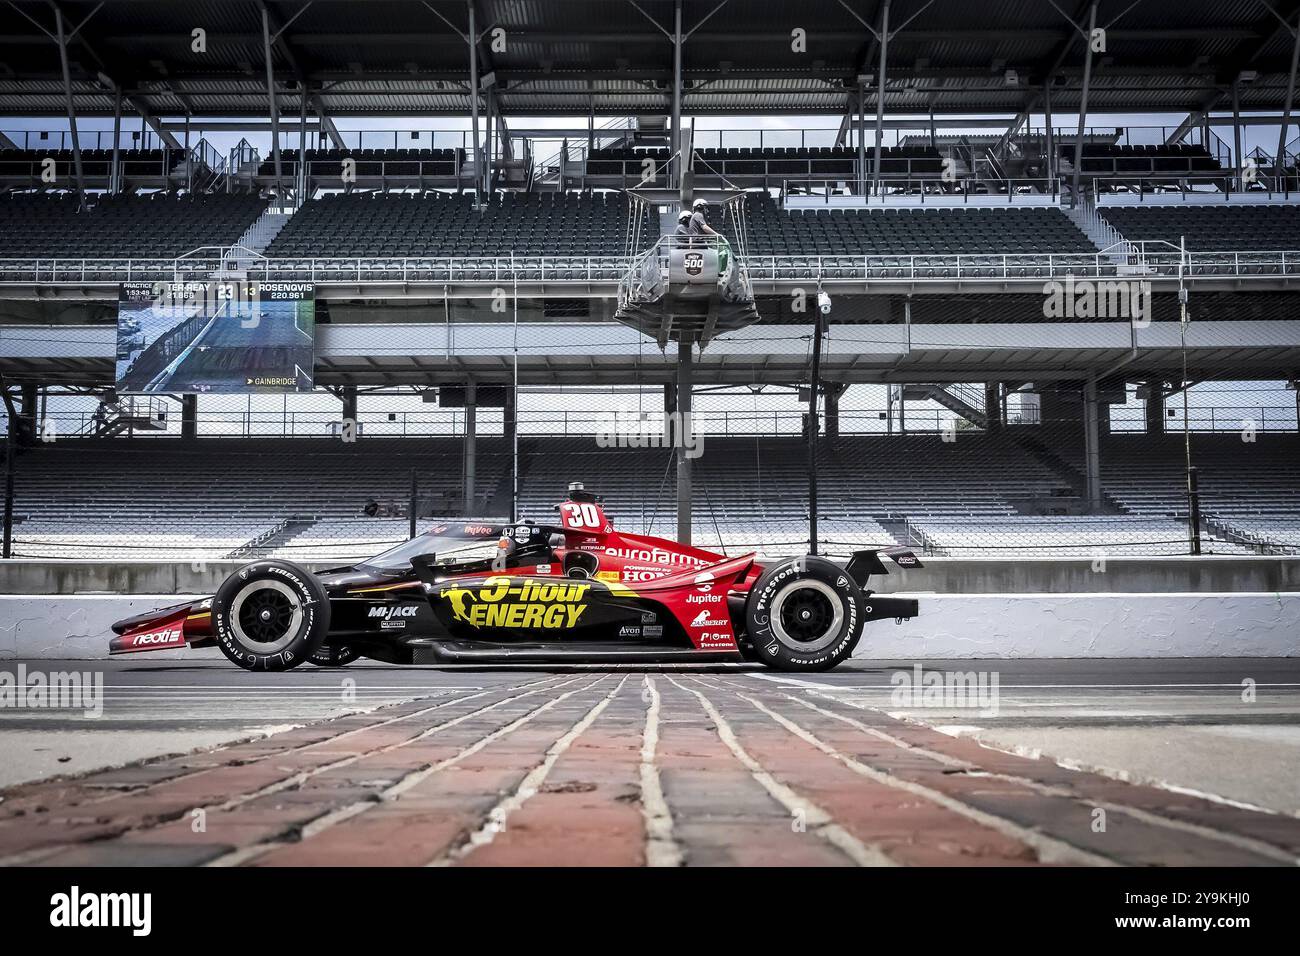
xmin=443 ymin=578 xmax=590 ymax=628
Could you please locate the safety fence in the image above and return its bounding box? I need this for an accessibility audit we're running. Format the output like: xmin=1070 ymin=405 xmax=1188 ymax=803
xmin=1 ymin=381 xmax=1296 ymax=561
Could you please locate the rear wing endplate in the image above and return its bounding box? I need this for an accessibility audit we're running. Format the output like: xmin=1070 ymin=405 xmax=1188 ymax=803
xmin=845 ymin=547 xmax=923 ymax=587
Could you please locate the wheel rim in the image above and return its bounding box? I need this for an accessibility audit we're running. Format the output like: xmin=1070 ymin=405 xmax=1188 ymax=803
xmin=231 ymin=580 xmax=304 ymax=652
xmin=770 ymin=579 xmax=843 ymax=653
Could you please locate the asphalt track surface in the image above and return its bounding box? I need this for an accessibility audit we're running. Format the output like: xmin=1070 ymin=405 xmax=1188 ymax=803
xmin=0 ymin=658 xmax=1297 ymax=866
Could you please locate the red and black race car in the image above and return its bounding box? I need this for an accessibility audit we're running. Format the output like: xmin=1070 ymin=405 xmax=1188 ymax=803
xmin=110 ymin=484 xmax=921 ymax=672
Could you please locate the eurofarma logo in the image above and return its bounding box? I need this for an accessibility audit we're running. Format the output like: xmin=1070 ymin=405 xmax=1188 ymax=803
xmin=595 ymin=410 xmax=703 ymax=458
xmin=1042 ymin=274 xmax=1152 ymax=323
xmin=49 ymin=886 xmax=151 ymax=937
xmin=890 ymin=664 xmax=1000 ymax=717
xmin=0 ymin=665 xmax=104 ymax=718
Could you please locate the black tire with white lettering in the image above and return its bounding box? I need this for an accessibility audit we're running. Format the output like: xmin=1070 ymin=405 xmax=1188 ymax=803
xmin=744 ymin=557 xmax=863 ymax=672
xmin=212 ymin=560 xmax=330 ymax=671
xmin=308 ymin=643 xmax=361 ymax=666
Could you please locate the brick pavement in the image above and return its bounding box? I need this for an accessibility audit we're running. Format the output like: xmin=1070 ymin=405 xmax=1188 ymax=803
xmin=2 ymin=672 xmax=1296 ymax=867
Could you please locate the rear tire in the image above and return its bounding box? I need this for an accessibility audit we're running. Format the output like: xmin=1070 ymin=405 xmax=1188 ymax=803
xmin=744 ymin=557 xmax=863 ymax=672
xmin=308 ymin=644 xmax=361 ymax=667
xmin=212 ymin=560 xmax=330 ymax=671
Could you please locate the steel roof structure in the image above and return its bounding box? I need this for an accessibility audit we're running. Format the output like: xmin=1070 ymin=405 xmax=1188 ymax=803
xmin=2 ymin=0 xmax=1300 ymax=121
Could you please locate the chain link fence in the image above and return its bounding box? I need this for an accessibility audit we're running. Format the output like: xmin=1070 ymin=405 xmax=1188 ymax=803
xmin=2 ymin=370 xmax=1296 ymax=561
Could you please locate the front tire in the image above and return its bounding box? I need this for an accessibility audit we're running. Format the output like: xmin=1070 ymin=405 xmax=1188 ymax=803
xmin=212 ymin=560 xmax=330 ymax=671
xmin=744 ymin=557 xmax=863 ymax=672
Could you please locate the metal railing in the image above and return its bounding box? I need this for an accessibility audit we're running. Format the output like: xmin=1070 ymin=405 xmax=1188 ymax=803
xmin=1093 ymin=173 xmax=1300 ymax=199
xmin=0 ymin=129 xmax=174 ymax=152
xmin=782 ymin=176 xmax=1061 ymax=203
xmin=5 ymin=245 xmax=1300 ymax=286
xmin=25 ymin=406 xmax=1297 ymax=441
xmin=0 ymin=253 xmax=636 ymax=285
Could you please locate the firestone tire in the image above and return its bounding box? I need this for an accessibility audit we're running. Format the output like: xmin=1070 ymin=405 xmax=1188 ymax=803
xmin=308 ymin=644 xmax=361 ymax=667
xmin=744 ymin=556 xmax=863 ymax=672
xmin=212 ymin=560 xmax=330 ymax=671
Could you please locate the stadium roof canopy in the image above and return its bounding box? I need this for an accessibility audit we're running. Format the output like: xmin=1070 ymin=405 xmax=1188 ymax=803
xmin=2 ymin=0 xmax=1300 ymax=120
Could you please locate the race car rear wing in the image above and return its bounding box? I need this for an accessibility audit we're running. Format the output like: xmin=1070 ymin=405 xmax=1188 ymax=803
xmin=845 ymin=547 xmax=923 ymax=587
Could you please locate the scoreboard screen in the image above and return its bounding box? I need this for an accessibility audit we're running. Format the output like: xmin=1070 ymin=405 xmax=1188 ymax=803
xmin=116 ymin=281 xmax=315 ymax=394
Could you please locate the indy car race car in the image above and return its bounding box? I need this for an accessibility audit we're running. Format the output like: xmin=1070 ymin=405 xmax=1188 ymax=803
xmin=110 ymin=485 xmax=921 ymax=672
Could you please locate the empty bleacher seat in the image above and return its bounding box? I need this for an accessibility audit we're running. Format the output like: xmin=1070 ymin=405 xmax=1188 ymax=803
xmin=1099 ymin=204 xmax=1300 ymax=251
xmin=0 ymin=193 xmax=266 ymax=259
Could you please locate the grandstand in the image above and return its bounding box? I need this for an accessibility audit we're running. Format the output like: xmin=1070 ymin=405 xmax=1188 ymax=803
xmin=0 ymin=192 xmax=266 ymax=259
xmin=5 ymin=429 xmax=1294 ymax=559
xmin=734 ymin=194 xmax=1099 ymax=257
xmin=266 ymin=191 xmax=645 ymax=258
xmin=1098 ymin=203 xmax=1300 ymax=251
xmin=0 ymin=0 xmax=1299 ymax=565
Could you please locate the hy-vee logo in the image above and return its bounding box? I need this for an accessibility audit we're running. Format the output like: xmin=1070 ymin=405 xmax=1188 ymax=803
xmin=368 ymin=605 xmax=419 ymax=620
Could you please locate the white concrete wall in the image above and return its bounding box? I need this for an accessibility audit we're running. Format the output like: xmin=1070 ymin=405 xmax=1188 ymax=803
xmin=2 ymin=592 xmax=1296 ymax=660
xmin=856 ymin=593 xmax=1299 ymax=658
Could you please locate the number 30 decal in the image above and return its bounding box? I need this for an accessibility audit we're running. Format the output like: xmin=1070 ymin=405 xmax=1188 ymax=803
xmin=561 ymin=502 xmax=602 ymax=528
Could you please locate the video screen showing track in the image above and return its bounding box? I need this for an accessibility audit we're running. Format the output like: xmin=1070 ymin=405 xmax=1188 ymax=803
xmin=115 ymin=281 xmax=314 ymax=393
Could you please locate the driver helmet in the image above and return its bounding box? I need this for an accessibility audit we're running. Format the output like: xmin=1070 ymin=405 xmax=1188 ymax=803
xmin=692 ymin=198 xmax=709 ymax=210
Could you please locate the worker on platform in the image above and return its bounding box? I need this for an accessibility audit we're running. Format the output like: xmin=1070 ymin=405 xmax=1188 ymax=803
xmin=687 ymin=198 xmax=719 ymax=238
xmin=674 ymin=210 xmax=693 ymax=242
xmin=687 ymin=198 xmax=729 ymax=272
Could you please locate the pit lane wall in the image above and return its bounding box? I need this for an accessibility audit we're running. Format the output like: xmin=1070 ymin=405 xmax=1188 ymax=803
xmin=0 ymin=557 xmax=1297 ymax=660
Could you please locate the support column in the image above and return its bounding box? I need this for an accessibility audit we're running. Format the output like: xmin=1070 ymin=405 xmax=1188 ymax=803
xmin=467 ymin=1 xmax=482 ymax=198
xmin=1083 ymin=374 xmax=1102 ymax=512
xmin=504 ymin=384 xmax=518 ymax=520
xmin=298 ymin=85 xmax=309 ymax=202
xmin=1043 ymin=80 xmax=1055 ymax=187
xmin=808 ymin=308 xmax=825 ymax=555
xmin=1276 ymin=12 xmax=1300 ymax=195
xmin=825 ymin=383 xmax=842 ymax=438
xmin=672 ymin=0 xmax=683 ymax=189
xmin=1144 ymin=382 xmax=1165 ymax=435
xmin=110 ymin=88 xmax=123 ymax=195
xmin=2 ymin=416 xmax=13 ymax=559
xmin=20 ymin=385 xmax=38 ymax=439
xmin=1071 ymin=1 xmax=1099 ymax=207
xmin=984 ymin=382 xmax=1002 ymax=433
xmin=675 ymin=338 xmax=693 ymax=545
xmin=1232 ymin=80 xmax=1244 ymax=192
xmin=340 ymin=385 xmax=357 ymax=422
xmin=857 ymin=83 xmax=867 ymax=194
xmin=54 ymin=6 xmax=87 ymax=206
xmin=484 ymin=86 xmax=495 ymax=193
xmin=181 ymin=394 xmax=198 ymax=440
xmin=872 ymin=0 xmax=891 ymax=197
xmin=262 ymin=6 xmax=283 ymax=199
xmin=464 ymin=382 xmax=477 ymax=514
